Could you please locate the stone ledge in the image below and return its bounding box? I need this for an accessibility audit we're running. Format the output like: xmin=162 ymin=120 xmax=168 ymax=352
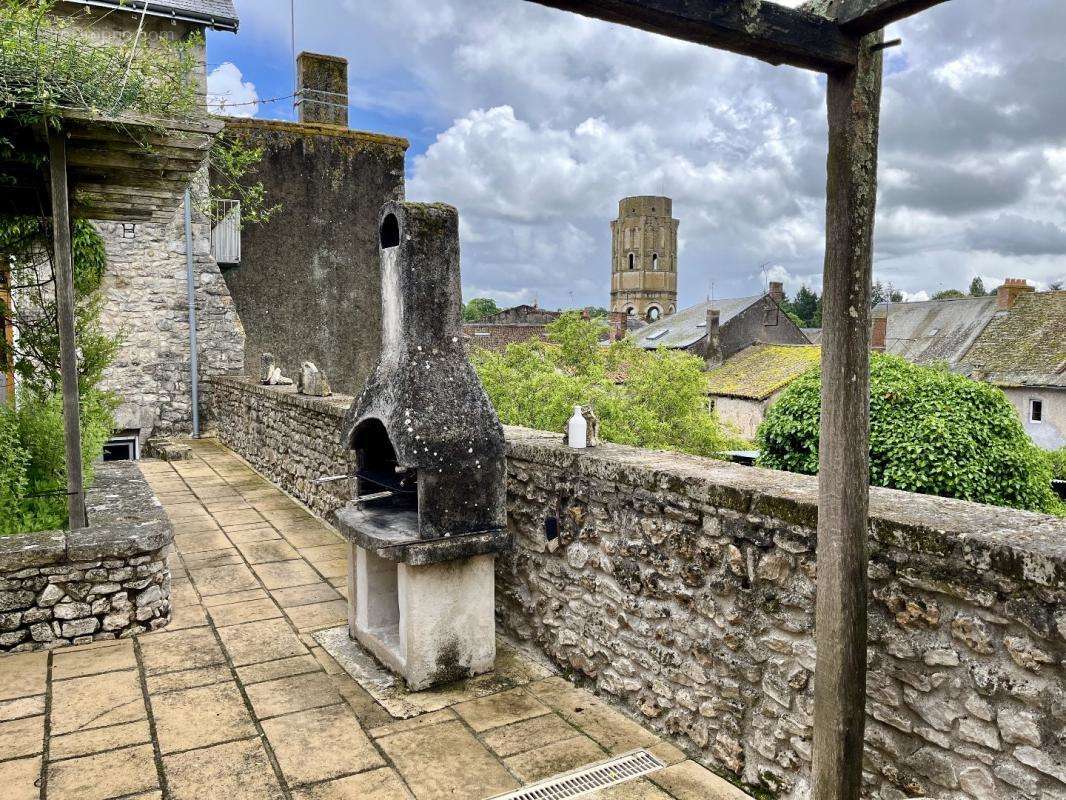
xmin=208 ymin=374 xmax=353 ymax=417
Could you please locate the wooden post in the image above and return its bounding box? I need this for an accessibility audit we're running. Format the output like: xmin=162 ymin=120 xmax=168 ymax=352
xmin=811 ymin=29 xmax=884 ymax=800
xmin=47 ymin=128 xmax=88 ymax=530
xmin=0 ymin=262 xmax=13 ymax=407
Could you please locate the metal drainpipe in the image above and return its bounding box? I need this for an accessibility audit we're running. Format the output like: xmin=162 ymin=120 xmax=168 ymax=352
xmin=184 ymin=188 xmax=200 ymax=437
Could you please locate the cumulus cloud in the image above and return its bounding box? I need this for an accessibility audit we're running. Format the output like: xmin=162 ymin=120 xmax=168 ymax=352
xmin=232 ymin=0 xmax=1066 ymax=306
xmin=207 ymin=62 xmax=259 ymax=118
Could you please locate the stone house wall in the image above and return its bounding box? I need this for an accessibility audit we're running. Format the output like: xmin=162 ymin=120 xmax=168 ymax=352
xmin=203 ymin=377 xmax=1066 ymax=800
xmin=462 ymin=323 xmax=551 ymax=353
xmin=0 ymin=462 xmax=174 ymax=653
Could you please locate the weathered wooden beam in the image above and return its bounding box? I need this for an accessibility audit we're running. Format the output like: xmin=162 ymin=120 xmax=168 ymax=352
xmin=47 ymin=128 xmax=88 ymax=531
xmin=811 ymin=27 xmax=883 ymax=800
xmin=524 ymin=0 xmax=858 ymax=72
xmin=835 ymin=0 xmax=951 ymax=35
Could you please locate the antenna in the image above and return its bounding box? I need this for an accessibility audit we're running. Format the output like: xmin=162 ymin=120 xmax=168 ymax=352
xmin=291 ymin=0 xmax=297 ymax=115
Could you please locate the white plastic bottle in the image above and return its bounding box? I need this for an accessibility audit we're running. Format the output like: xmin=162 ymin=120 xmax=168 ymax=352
xmin=568 ymin=406 xmax=587 ymax=449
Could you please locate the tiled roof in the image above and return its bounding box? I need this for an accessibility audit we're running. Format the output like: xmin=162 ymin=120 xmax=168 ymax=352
xmin=801 ymin=327 xmax=822 ymax=345
xmin=68 ymin=0 xmax=238 ymax=30
xmin=962 ymin=291 xmax=1066 ymax=388
xmin=875 ymin=295 xmax=997 ymax=366
xmin=633 ymin=295 xmax=763 ymax=349
xmin=706 ymin=343 xmax=821 ymax=400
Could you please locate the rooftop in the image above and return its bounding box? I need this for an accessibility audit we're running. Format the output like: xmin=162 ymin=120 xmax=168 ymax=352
xmin=962 ymin=290 xmax=1066 ymax=387
xmin=873 ymin=295 xmax=998 ymax=366
xmin=706 ymin=343 xmax=821 ymax=400
xmin=66 ymin=0 xmax=239 ymax=31
xmin=632 ymin=295 xmax=763 ymax=350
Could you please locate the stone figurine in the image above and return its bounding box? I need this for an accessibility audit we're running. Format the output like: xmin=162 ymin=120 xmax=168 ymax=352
xmin=297 ymin=362 xmax=332 ymax=397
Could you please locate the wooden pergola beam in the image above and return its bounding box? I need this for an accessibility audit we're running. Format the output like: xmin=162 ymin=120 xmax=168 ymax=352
xmin=525 ymin=0 xmax=859 ymax=72
xmin=834 ymin=0 xmax=951 ymax=35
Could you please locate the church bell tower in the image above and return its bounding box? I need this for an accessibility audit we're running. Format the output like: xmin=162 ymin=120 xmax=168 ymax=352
xmin=610 ymin=196 xmax=678 ymax=322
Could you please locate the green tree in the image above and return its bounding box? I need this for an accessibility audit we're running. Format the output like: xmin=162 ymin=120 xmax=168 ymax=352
xmin=471 ymin=312 xmax=742 ymax=457
xmin=932 ymin=289 xmax=966 ymax=300
xmin=793 ymin=286 xmax=821 ymax=327
xmin=757 ymin=354 xmax=1060 ymax=514
xmin=968 ymin=276 xmax=986 ymax=297
xmin=462 ymin=297 xmax=500 ymax=322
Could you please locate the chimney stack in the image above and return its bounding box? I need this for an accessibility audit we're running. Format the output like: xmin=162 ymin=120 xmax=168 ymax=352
xmin=996 ymin=278 xmax=1034 ymax=310
xmin=769 ymin=281 xmax=785 ymax=304
xmin=705 ymin=308 xmax=722 ymax=369
xmin=608 ymin=310 xmax=627 ymax=342
xmin=296 ymin=52 xmax=348 ymax=127
xmin=871 ymin=315 xmax=887 ymax=352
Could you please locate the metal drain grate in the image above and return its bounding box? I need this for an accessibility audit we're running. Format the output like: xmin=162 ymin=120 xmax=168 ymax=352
xmin=488 ymin=749 xmax=667 ymax=800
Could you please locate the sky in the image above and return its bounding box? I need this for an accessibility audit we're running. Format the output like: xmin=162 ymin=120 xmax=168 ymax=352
xmin=205 ymin=0 xmax=1066 ymax=310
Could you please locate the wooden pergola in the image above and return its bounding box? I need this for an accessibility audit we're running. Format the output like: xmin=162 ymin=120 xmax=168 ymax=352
xmin=523 ymin=1 xmax=950 ymax=798
xmin=0 ymin=108 xmax=219 ymax=527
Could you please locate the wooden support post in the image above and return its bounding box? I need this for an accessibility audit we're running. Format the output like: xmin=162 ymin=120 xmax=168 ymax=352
xmin=47 ymin=127 xmax=88 ymax=530
xmin=812 ymin=30 xmax=883 ymax=800
xmin=0 ymin=262 xmax=13 ymax=406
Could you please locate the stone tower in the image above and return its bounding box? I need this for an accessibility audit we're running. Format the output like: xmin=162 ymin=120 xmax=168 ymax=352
xmin=610 ymin=196 xmax=678 ymax=322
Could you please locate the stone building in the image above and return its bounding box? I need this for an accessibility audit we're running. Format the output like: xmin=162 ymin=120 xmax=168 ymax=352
xmin=631 ymin=281 xmax=809 ymax=361
xmin=55 ymin=1 xmax=245 ymax=444
xmin=610 ymin=196 xmax=678 ymax=322
xmin=215 ymin=54 xmax=408 ymax=395
xmin=462 ymin=304 xmax=561 ymax=352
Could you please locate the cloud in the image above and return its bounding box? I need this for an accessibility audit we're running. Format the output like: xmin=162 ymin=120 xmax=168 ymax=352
xmin=966 ymin=214 xmax=1066 ymax=256
xmin=207 ymin=62 xmax=259 ymax=118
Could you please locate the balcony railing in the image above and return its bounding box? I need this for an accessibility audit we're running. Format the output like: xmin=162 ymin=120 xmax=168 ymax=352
xmin=210 ymin=198 xmax=241 ymax=265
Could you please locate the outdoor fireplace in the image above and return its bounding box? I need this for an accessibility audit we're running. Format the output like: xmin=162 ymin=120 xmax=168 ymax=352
xmin=336 ymin=201 xmax=508 ymax=690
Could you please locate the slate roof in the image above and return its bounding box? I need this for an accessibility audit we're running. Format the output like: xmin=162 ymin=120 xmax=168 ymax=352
xmin=874 ymin=296 xmax=997 ymax=366
xmin=632 ymin=295 xmax=763 ymax=349
xmin=961 ymin=291 xmax=1066 ymax=388
xmin=802 ymin=328 xmax=822 ymax=345
xmin=68 ymin=0 xmax=239 ymax=30
xmin=706 ymin=343 xmax=821 ymax=400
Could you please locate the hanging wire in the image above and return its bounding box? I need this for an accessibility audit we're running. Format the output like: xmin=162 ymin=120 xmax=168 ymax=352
xmin=109 ymin=0 xmax=150 ymax=114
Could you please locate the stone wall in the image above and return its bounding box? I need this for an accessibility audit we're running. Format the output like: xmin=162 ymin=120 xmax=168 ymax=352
xmin=462 ymin=323 xmax=551 ymax=353
xmin=0 ymin=462 xmax=174 ymax=653
xmin=204 ymin=378 xmax=1066 ymax=800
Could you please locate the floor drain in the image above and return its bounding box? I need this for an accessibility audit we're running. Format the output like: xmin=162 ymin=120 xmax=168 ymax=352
xmin=488 ymin=749 xmax=667 ymax=800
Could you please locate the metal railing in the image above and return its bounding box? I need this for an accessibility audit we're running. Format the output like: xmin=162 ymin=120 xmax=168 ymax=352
xmin=210 ymin=198 xmax=241 ymax=265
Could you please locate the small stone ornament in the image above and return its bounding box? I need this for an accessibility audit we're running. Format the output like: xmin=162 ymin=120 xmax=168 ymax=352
xmin=260 ymin=352 xmax=276 ymax=383
xmin=265 ymin=367 xmax=294 ymax=386
xmin=297 ymin=361 xmax=332 ymax=397
xmin=564 ymin=404 xmax=599 ymax=448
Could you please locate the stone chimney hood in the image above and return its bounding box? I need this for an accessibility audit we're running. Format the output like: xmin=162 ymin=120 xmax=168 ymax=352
xmin=334 ymin=202 xmax=507 ymax=690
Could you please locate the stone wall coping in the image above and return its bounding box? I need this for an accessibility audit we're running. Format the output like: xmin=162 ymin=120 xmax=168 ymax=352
xmin=218 ymin=116 xmax=410 ymax=151
xmin=205 ymin=375 xmax=1066 ymax=586
xmin=0 ymin=461 xmax=173 ymax=572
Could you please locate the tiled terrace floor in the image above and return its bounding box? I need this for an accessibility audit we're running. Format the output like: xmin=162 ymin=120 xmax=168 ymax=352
xmin=0 ymin=439 xmax=751 ymax=800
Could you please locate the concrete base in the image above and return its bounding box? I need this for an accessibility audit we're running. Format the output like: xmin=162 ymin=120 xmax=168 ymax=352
xmin=347 ymin=543 xmax=496 ymax=691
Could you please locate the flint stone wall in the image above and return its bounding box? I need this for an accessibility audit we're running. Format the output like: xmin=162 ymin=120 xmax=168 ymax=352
xmin=0 ymin=462 xmax=174 ymax=653
xmin=204 ymin=377 xmax=1066 ymax=800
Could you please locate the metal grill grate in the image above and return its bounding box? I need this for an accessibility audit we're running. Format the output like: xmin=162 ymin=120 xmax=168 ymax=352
xmin=488 ymin=749 xmax=666 ymax=800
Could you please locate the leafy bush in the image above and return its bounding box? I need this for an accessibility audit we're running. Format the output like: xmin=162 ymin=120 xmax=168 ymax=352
xmin=472 ymin=312 xmax=741 ymax=458
xmin=757 ymin=354 xmax=1060 ymax=514
xmin=1047 ymin=447 xmax=1066 ymax=481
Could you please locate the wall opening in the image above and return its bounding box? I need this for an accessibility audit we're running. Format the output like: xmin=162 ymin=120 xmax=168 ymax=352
xmin=103 ymin=432 xmax=140 ymax=461
xmin=380 ymin=213 xmax=400 ymax=248
xmin=628 ymin=253 xmax=635 ymax=270
xmin=652 ymin=253 xmax=659 ymax=270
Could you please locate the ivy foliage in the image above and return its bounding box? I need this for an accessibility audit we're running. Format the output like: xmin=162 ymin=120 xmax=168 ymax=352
xmin=756 ymin=354 xmax=1061 ymax=515
xmin=471 ymin=312 xmax=742 ymax=458
xmin=208 ymin=132 xmax=280 ymax=228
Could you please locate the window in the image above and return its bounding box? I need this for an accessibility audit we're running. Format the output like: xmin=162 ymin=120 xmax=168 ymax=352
xmin=652 ymin=254 xmax=659 ymax=271
xmin=628 ymin=253 xmax=635 ymax=270
xmin=646 ymin=307 xmax=661 ymax=322
xmin=1029 ymin=399 xmax=1043 ymax=423
xmin=646 ymin=328 xmax=669 ymax=340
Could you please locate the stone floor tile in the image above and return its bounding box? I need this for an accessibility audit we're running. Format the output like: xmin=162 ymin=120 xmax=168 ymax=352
xmin=379 ymin=720 xmax=518 ymax=799
xmin=163 ymin=737 xmax=285 ymax=800
xmin=212 ymin=508 xmax=266 ymax=527
xmin=244 ymin=671 xmax=342 ymax=719
xmin=284 ymin=599 xmax=348 ymax=631
xmin=261 ymin=507 xmax=315 ymax=525
xmin=151 ymin=682 xmax=258 ymax=754
xmin=146 ymin=664 xmax=233 ymax=695
xmin=270 ymin=583 xmax=343 ymax=608
xmin=575 ymin=706 xmax=661 ymax=754
xmin=590 ymin=778 xmax=674 ymax=799
xmin=216 ymin=618 xmax=309 ymax=666
xmin=165 ymin=599 xmax=211 ymax=632
xmin=368 ymin=709 xmax=456 ymax=739
xmin=481 ymin=712 xmax=580 ymax=758
xmin=504 ymin=735 xmax=607 ymax=783
xmin=251 ymin=495 xmax=301 ymax=511
xmin=298 ymin=543 xmax=347 ymax=564
xmin=225 ymin=526 xmax=282 ymax=544
xmin=0 ymin=695 xmax=45 ymax=722
xmin=311 ymin=645 xmax=344 ymax=675
xmin=207 ymin=598 xmax=283 ymax=628
xmin=200 ymin=588 xmax=270 ymax=607
xmin=236 ymin=539 xmax=301 ymax=564
xmin=46 ymin=744 xmax=158 ymax=800
xmin=202 ymin=498 xmax=252 ymax=513
xmin=282 ymin=528 xmax=344 ymax=549
xmin=52 ymin=640 xmax=136 ymax=680
xmin=252 ymin=559 xmax=323 ymax=590
xmin=649 ymin=760 xmax=754 ymax=799
xmin=140 ymin=626 xmax=226 ymax=675
xmin=182 ymin=548 xmax=245 ymax=570
xmin=0 ymin=651 xmax=47 ymax=700
xmin=235 ymin=654 xmax=321 ymax=686
xmin=315 ymin=558 xmax=348 ymax=579
xmin=262 ymin=703 xmax=385 ymax=785
xmin=0 ymin=755 xmax=40 ymax=800
xmin=331 ymin=675 xmax=395 ymax=730
xmin=173 ymin=533 xmax=232 ymax=558
xmin=50 ymin=670 xmax=146 ymax=735
xmin=292 ymin=767 xmax=414 ymax=800
xmin=171 ymin=519 xmax=224 ymax=536
xmin=166 ymin=505 xmax=214 ymax=522
xmin=189 ymin=563 xmax=261 ymax=596
xmin=49 ymin=719 xmax=152 ymax=760
xmin=647 ymin=741 xmax=688 ymax=767
xmin=0 ymin=713 xmax=44 ymax=759
xmin=453 ymin=687 xmax=551 ymax=732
